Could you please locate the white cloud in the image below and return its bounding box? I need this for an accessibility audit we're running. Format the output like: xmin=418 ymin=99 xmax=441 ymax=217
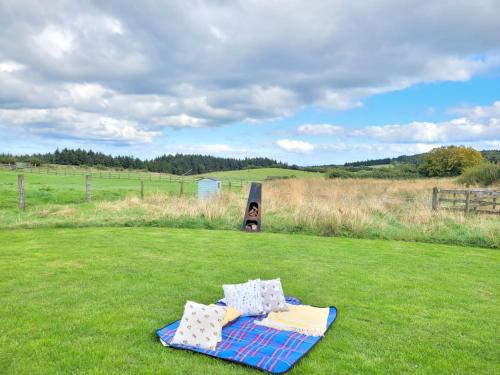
xmin=0 ymin=108 xmax=158 ymax=144
xmin=451 ymin=101 xmax=500 ymax=119
xmin=33 ymin=25 xmax=75 ymax=58
xmin=64 ymin=83 xmax=110 ymax=103
xmin=353 ymin=117 xmax=500 ymax=143
xmin=153 ymin=114 xmax=207 ymax=128
xmin=297 ymin=124 xmax=344 ymax=136
xmin=0 ymin=61 xmax=25 ymax=73
xmin=209 ymin=25 xmax=228 ymax=41
xmin=276 ymin=139 xmax=315 ymax=153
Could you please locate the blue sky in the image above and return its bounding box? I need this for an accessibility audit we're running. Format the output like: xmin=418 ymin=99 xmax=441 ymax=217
xmin=0 ymin=1 xmax=499 ymax=165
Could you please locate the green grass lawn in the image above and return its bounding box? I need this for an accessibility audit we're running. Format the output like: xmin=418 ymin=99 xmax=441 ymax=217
xmin=0 ymin=227 xmax=498 ymax=374
xmin=199 ymin=167 xmax=324 ymax=181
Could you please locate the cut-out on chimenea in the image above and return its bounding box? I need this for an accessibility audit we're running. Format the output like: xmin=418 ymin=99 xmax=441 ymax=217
xmin=242 ymin=182 xmax=262 ymax=232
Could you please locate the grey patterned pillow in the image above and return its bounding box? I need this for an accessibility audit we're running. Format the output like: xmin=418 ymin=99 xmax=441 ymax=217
xmin=260 ymin=278 xmax=288 ymax=313
xmin=223 ymin=279 xmax=264 ymax=315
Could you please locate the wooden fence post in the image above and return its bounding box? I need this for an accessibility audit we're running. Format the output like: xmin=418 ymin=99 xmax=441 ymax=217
xmin=464 ymin=190 xmax=471 ymax=214
xmin=228 ymin=180 xmax=232 ymax=191
xmin=140 ymin=180 xmax=144 ymax=199
xmin=86 ymin=175 xmax=91 ymax=203
xmin=180 ymin=177 xmax=184 ymax=196
xmin=18 ymin=174 xmax=25 ymax=209
xmin=431 ymin=187 xmax=439 ymax=211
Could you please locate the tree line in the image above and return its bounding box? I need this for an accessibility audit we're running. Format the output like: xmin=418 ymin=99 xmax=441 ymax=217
xmin=343 ymin=149 xmax=499 ymax=167
xmin=0 ymin=148 xmax=286 ymax=175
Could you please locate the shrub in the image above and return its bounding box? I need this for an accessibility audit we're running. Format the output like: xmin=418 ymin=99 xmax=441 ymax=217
xmin=419 ymin=146 xmax=483 ymax=177
xmin=457 ymin=162 xmax=500 ymax=186
xmin=265 ymin=175 xmax=296 ymax=181
xmin=326 ymin=164 xmax=419 ymax=179
xmin=326 ymin=168 xmax=352 ymax=179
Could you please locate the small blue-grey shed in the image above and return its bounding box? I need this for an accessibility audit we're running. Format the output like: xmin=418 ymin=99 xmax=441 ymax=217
xmin=197 ymin=177 xmax=222 ymax=199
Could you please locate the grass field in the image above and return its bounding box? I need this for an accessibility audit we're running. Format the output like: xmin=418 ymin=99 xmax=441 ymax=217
xmin=1 ymin=169 xmax=497 ymax=248
xmin=0 ymin=169 xmax=217 ymax=209
xmin=199 ymin=167 xmax=323 ymax=180
xmin=0 ymin=227 xmax=498 ymax=374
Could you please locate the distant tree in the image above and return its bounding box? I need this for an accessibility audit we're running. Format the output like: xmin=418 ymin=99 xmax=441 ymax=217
xmin=418 ymin=146 xmax=483 ymax=177
xmin=326 ymin=168 xmax=351 ymax=179
xmin=457 ymin=162 xmax=500 ymax=186
xmin=24 ymin=156 xmax=43 ymax=166
xmin=481 ymin=149 xmax=500 ymax=163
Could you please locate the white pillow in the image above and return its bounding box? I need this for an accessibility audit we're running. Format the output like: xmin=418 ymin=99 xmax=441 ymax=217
xmin=223 ymin=279 xmax=264 ymax=315
xmin=171 ymin=301 xmax=225 ymax=351
xmin=260 ymin=278 xmax=288 ymax=313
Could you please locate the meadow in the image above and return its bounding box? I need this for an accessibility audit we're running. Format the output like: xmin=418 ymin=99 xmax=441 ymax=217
xmin=0 ymin=169 xmax=498 ymax=248
xmin=1 ymin=227 xmax=498 ymax=374
xmin=199 ymin=167 xmax=323 ymax=180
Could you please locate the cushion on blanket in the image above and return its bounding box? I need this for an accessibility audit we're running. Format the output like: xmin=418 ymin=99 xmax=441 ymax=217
xmin=171 ymin=301 xmax=225 ymax=351
xmin=260 ymin=278 xmax=288 ymax=313
xmin=210 ymin=304 xmax=241 ymax=326
xmin=223 ymin=279 xmax=264 ymax=315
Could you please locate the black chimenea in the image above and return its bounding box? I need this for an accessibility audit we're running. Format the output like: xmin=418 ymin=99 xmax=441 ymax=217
xmin=242 ymin=182 xmax=262 ymax=232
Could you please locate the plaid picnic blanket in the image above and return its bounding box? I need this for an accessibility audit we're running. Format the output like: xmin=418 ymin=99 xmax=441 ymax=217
xmin=156 ymin=297 xmax=337 ymax=374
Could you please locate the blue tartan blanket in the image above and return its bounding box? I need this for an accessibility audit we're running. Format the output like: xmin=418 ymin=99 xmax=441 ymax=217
xmin=156 ymin=297 xmax=338 ymax=374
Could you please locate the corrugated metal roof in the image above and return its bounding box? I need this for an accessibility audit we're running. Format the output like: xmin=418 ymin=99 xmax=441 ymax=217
xmin=198 ymin=177 xmax=221 ymax=182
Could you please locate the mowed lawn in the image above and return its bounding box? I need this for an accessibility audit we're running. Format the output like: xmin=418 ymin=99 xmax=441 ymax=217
xmin=0 ymin=228 xmax=498 ymax=374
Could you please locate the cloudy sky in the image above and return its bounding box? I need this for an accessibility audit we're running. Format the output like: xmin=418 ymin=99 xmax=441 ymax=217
xmin=0 ymin=0 xmax=499 ymax=165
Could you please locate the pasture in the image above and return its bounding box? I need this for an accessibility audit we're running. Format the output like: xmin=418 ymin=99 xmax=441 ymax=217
xmin=1 ymin=227 xmax=498 ymax=374
xmin=199 ymin=167 xmax=323 ymax=180
xmin=0 ymin=169 xmax=198 ymax=210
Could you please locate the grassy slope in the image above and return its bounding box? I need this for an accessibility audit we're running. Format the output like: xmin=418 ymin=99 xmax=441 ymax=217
xmin=0 ymin=227 xmax=498 ymax=374
xmin=200 ymin=167 xmax=324 ymax=180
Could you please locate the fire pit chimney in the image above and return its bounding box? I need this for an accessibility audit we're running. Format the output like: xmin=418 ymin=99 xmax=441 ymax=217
xmin=242 ymin=182 xmax=262 ymax=232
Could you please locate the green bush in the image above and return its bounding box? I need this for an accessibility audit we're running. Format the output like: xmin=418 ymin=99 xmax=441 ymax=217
xmin=326 ymin=164 xmax=419 ymax=179
xmin=457 ymin=163 xmax=500 ymax=186
xmin=419 ymin=146 xmax=483 ymax=177
xmin=326 ymin=168 xmax=352 ymax=179
xmin=265 ymin=175 xmax=296 ymax=181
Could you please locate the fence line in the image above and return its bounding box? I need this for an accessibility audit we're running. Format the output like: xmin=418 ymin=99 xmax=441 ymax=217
xmin=0 ymin=164 xmax=248 ymax=189
xmin=432 ymin=187 xmax=499 ymax=215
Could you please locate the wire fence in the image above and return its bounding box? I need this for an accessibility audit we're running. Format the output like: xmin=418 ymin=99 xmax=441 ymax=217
xmin=0 ymin=164 xmax=249 ymax=210
xmin=0 ymin=163 xmax=248 ymax=187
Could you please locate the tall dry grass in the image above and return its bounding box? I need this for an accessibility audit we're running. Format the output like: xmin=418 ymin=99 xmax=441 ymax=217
xmin=87 ymin=178 xmax=500 ymax=247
